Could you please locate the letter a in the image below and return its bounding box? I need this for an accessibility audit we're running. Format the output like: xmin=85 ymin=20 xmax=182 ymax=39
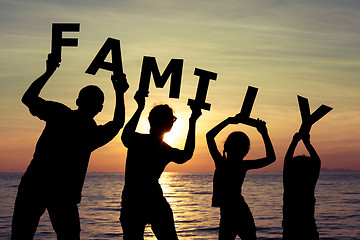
xmin=85 ymin=38 xmax=123 ymax=77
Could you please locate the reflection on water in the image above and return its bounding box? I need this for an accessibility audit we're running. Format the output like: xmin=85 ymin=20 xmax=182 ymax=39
xmin=0 ymin=172 xmax=359 ymax=239
xmin=159 ymin=173 xmax=219 ymax=239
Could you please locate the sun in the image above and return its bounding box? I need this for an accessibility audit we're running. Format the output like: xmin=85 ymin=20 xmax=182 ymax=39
xmin=163 ymin=122 xmax=184 ymax=147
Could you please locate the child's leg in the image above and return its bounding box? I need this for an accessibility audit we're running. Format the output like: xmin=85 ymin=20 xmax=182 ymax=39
xmin=218 ymin=208 xmax=237 ymax=240
xmin=237 ymin=201 xmax=257 ymax=240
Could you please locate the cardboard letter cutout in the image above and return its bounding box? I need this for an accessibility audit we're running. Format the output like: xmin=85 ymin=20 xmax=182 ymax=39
xmin=85 ymin=38 xmax=123 ymax=77
xmin=297 ymin=95 xmax=333 ymax=131
xmin=138 ymin=56 xmax=183 ymax=98
xmin=237 ymin=86 xmax=259 ymax=127
xmin=187 ymin=68 xmax=217 ymax=111
xmin=51 ymin=23 xmax=80 ymax=62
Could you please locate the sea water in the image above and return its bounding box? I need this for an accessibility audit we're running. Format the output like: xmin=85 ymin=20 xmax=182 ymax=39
xmin=0 ymin=172 xmax=359 ymax=239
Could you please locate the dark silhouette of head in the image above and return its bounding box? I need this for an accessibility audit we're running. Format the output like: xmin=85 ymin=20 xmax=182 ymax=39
xmin=287 ymin=155 xmax=319 ymax=188
xmin=224 ymin=131 xmax=250 ymax=160
xmin=148 ymin=104 xmax=175 ymax=135
xmin=76 ymin=85 xmax=104 ymax=118
xmin=289 ymin=155 xmax=318 ymax=171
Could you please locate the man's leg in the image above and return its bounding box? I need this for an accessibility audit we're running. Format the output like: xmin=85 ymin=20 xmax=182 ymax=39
xmin=47 ymin=203 xmax=81 ymax=240
xmin=120 ymin=205 xmax=146 ymax=240
xmin=150 ymin=200 xmax=179 ymax=240
xmin=11 ymin=188 xmax=46 ymax=240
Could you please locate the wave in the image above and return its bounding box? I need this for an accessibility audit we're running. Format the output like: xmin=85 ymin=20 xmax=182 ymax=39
xmin=89 ymin=207 xmax=120 ymax=212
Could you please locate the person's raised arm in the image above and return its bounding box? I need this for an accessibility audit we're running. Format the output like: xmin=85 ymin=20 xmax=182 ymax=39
xmin=121 ymin=90 xmax=148 ymax=147
xmin=284 ymin=132 xmax=301 ymax=166
xmin=302 ymin=132 xmax=321 ymax=173
xmin=282 ymin=132 xmax=302 ymax=182
xmin=173 ymin=106 xmax=202 ymax=164
xmin=299 ymin=121 xmax=320 ymax=165
xmin=206 ymin=115 xmax=238 ymax=168
xmin=244 ymin=119 xmax=276 ymax=169
xmin=22 ymin=54 xmax=60 ymax=106
xmin=93 ymin=74 xmax=129 ymax=149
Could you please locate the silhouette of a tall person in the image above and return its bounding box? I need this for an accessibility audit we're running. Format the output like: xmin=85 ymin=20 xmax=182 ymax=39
xmin=282 ymin=128 xmax=321 ymax=240
xmin=120 ymin=90 xmax=202 ymax=240
xmin=206 ymin=114 xmax=276 ymax=240
xmin=11 ymin=53 xmax=129 ymax=240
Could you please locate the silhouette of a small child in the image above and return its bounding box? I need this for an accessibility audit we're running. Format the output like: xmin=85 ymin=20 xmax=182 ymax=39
xmin=282 ymin=130 xmax=321 ymax=240
xmin=120 ymin=90 xmax=202 ymax=240
xmin=206 ymin=114 xmax=276 ymax=240
xmin=11 ymin=53 xmax=128 ymax=240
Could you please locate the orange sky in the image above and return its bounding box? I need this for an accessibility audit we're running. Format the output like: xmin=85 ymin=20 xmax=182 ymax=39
xmin=1 ymin=0 xmax=360 ymax=173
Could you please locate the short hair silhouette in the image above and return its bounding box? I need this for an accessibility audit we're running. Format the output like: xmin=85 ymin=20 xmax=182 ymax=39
xmin=286 ymin=155 xmax=320 ymax=189
xmin=224 ymin=131 xmax=250 ymax=158
xmin=76 ymin=85 xmax=104 ymax=116
xmin=289 ymin=155 xmax=317 ymax=169
xmin=148 ymin=104 xmax=175 ymax=131
xmin=78 ymin=85 xmax=104 ymax=104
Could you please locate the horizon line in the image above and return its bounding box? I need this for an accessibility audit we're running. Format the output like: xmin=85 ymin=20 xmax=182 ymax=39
xmin=1 ymin=168 xmax=359 ymax=174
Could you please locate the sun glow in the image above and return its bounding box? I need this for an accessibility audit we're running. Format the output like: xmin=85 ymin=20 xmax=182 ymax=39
xmin=163 ymin=122 xmax=184 ymax=147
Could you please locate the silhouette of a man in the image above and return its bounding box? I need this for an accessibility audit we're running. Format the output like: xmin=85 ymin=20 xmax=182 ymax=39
xmin=11 ymin=53 xmax=129 ymax=240
xmin=120 ymin=90 xmax=202 ymax=240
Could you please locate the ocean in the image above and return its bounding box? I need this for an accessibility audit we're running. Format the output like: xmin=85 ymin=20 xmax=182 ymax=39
xmin=0 ymin=172 xmax=359 ymax=239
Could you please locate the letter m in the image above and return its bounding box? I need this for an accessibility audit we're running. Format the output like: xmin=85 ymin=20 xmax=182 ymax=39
xmin=138 ymin=56 xmax=184 ymax=98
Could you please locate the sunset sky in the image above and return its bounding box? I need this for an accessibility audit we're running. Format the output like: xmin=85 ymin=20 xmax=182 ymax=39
xmin=1 ymin=0 xmax=359 ymax=173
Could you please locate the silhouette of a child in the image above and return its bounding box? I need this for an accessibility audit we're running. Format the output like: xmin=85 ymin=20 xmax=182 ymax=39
xmin=11 ymin=53 xmax=129 ymax=240
xmin=282 ymin=130 xmax=321 ymax=240
xmin=120 ymin=90 xmax=202 ymax=240
xmin=206 ymin=114 xmax=276 ymax=240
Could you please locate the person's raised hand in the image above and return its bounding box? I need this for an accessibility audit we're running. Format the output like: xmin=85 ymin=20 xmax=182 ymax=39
xmin=134 ymin=90 xmax=148 ymax=109
xmin=255 ymin=118 xmax=268 ymax=135
xmin=111 ymin=73 xmax=129 ymax=94
xmin=292 ymin=132 xmax=302 ymax=142
xmin=189 ymin=105 xmax=202 ymax=122
xmin=46 ymin=53 xmax=60 ymax=73
xmin=300 ymin=131 xmax=311 ymax=144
